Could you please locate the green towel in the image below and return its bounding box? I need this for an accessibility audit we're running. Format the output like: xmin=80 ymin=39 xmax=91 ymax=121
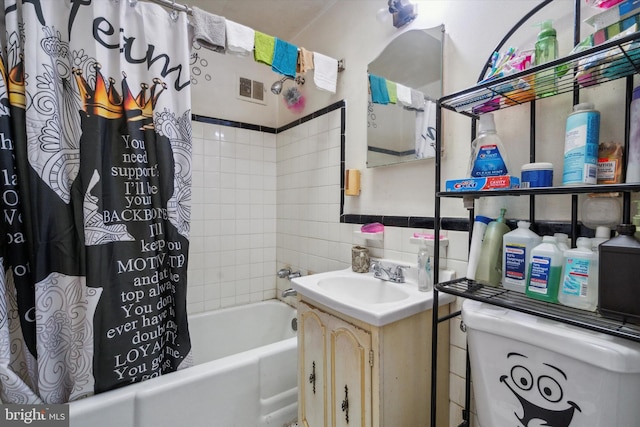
xmin=386 ymin=80 xmax=397 ymax=104
xmin=254 ymin=31 xmax=275 ymax=65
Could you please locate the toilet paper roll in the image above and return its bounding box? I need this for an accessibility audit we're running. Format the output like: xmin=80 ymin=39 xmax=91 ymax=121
xmin=345 ymin=169 xmax=360 ymax=196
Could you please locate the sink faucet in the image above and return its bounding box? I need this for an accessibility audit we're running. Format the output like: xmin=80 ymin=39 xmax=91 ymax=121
xmin=370 ymin=260 xmax=407 ymax=283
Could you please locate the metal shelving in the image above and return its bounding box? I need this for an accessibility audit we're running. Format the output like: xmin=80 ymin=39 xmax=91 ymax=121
xmin=436 ymin=279 xmax=640 ymax=342
xmin=430 ymin=8 xmax=640 ymax=427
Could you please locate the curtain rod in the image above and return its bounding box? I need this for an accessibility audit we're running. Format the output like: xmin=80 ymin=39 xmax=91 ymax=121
xmin=142 ymin=0 xmax=345 ymax=72
xmin=146 ymin=0 xmax=193 ymax=15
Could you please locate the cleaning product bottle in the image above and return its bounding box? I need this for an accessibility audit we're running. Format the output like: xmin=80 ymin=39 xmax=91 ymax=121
xmin=534 ymin=19 xmax=558 ymax=97
xmin=598 ymin=224 xmax=640 ymax=322
xmin=559 ymin=237 xmax=598 ymax=311
xmin=466 ymin=215 xmax=493 ymax=280
xmin=468 ymin=113 xmax=511 ymax=178
xmin=475 ymin=208 xmax=510 ymax=287
xmin=633 ymin=200 xmax=640 ymax=240
xmin=417 ymin=241 xmax=433 ymax=292
xmin=526 ymin=235 xmax=564 ymax=303
xmin=502 ymin=221 xmax=542 ymax=293
xmin=554 ymin=233 xmax=570 ymax=252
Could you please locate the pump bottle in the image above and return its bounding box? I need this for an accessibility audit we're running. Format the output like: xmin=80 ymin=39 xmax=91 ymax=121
xmin=417 ymin=242 xmax=433 ymax=292
xmin=475 ymin=208 xmax=510 ymax=287
xmin=468 ymin=114 xmax=511 ymax=178
xmin=534 ymin=19 xmax=558 ymax=97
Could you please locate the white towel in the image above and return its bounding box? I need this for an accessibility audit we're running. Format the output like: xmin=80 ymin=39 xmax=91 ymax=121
xmin=313 ymin=52 xmax=338 ymax=93
xmin=191 ymin=7 xmax=225 ymax=53
xmin=415 ymin=100 xmax=437 ymax=159
xmin=396 ymin=83 xmax=412 ymax=106
xmin=226 ymin=19 xmax=254 ymax=56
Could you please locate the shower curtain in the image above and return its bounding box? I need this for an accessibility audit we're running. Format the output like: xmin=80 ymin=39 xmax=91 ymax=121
xmin=0 ymin=0 xmax=193 ymax=403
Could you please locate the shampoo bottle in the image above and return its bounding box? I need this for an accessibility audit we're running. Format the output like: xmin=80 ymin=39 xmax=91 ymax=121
xmin=559 ymin=237 xmax=598 ymax=311
xmin=534 ymin=19 xmax=558 ymax=97
xmin=526 ymin=235 xmax=564 ymax=303
xmin=468 ymin=114 xmax=512 ymax=178
xmin=502 ymin=221 xmax=542 ymax=293
xmin=417 ymin=242 xmax=433 ymax=292
xmin=475 ymin=208 xmax=510 ymax=287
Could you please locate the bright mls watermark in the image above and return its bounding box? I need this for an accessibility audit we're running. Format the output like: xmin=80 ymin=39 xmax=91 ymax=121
xmin=1 ymin=405 xmax=69 ymax=426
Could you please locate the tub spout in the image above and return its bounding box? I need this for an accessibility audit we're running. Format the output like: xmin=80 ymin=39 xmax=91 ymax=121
xmin=282 ymin=288 xmax=297 ymax=298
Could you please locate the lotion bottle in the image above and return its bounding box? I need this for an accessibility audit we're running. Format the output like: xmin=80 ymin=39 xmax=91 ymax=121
xmin=475 ymin=208 xmax=510 ymax=287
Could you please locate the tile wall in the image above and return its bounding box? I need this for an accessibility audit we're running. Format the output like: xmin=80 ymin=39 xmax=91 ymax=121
xmin=188 ymin=106 xmax=476 ymax=427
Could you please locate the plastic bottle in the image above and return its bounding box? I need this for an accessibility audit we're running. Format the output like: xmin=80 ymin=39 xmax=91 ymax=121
xmin=468 ymin=114 xmax=511 ymax=178
xmin=526 ymin=235 xmax=564 ymax=303
xmin=562 ymin=103 xmax=600 ymax=186
xmin=554 ymin=233 xmax=570 ymax=252
xmin=633 ymin=200 xmax=640 ymax=240
xmin=559 ymin=237 xmax=598 ymax=311
xmin=598 ymin=224 xmax=640 ymax=322
xmin=626 ymin=86 xmax=640 ymax=183
xmin=475 ymin=208 xmax=510 ymax=287
xmin=591 ymin=225 xmax=611 ymax=252
xmin=417 ymin=242 xmax=433 ymax=292
xmin=502 ymin=221 xmax=542 ymax=293
xmin=466 ymin=215 xmax=493 ymax=280
xmin=534 ymin=20 xmax=558 ymax=97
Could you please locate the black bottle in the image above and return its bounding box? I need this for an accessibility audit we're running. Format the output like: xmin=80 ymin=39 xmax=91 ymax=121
xmin=598 ymin=224 xmax=640 ymax=323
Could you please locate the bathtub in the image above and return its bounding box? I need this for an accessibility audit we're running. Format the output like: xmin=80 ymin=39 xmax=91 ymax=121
xmin=69 ymin=300 xmax=298 ymax=427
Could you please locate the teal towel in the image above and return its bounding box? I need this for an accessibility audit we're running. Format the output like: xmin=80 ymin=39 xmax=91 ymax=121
xmin=272 ymin=38 xmax=298 ymax=78
xmin=369 ymin=74 xmax=390 ymax=104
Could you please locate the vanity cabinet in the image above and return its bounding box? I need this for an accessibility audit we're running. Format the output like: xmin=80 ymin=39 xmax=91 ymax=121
xmin=297 ymin=298 xmax=450 ymax=427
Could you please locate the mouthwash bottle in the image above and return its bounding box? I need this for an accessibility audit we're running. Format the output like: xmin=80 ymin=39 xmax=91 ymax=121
xmin=475 ymin=208 xmax=510 ymax=287
xmin=534 ymin=20 xmax=558 ymax=98
xmin=526 ymin=235 xmax=563 ymax=303
xmin=559 ymin=237 xmax=598 ymax=311
xmin=468 ymin=113 xmax=511 ymax=177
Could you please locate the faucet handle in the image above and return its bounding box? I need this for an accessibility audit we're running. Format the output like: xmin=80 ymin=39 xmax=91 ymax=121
xmin=393 ymin=265 xmax=409 ymax=281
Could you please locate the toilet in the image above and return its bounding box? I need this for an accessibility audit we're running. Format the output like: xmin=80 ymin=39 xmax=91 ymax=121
xmin=462 ymin=299 xmax=640 ymax=427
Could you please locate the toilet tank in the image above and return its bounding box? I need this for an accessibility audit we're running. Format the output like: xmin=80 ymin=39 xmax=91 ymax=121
xmin=462 ymin=299 xmax=640 ymax=427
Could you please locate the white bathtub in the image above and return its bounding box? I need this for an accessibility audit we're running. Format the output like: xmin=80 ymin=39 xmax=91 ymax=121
xmin=70 ymin=300 xmax=298 ymax=427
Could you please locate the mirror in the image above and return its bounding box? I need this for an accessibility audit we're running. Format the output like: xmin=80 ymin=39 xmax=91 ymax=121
xmin=367 ymin=25 xmax=444 ymax=168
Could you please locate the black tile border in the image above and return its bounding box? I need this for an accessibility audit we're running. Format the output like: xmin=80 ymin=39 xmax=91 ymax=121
xmin=193 ymin=103 xmax=585 ymax=235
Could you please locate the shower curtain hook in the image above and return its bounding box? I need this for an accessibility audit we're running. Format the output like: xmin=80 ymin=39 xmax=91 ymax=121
xmin=170 ymin=0 xmax=179 ymax=21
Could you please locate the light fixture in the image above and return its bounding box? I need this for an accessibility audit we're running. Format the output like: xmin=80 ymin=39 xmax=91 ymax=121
xmin=270 ymin=75 xmax=306 ymax=95
xmin=387 ymin=0 xmax=418 ymax=28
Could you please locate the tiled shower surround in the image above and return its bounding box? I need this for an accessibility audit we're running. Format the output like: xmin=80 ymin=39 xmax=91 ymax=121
xmin=187 ymin=103 xmax=473 ymax=427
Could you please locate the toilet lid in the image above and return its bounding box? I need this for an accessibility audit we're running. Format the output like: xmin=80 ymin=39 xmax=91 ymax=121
xmin=462 ymin=299 xmax=640 ymax=373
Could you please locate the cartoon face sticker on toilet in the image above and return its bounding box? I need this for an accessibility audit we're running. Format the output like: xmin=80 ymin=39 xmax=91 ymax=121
xmin=501 ymin=352 xmax=582 ymax=427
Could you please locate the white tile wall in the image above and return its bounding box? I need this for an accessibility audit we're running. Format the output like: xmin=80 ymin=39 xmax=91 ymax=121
xmin=187 ymin=120 xmax=277 ymax=314
xmin=189 ymin=109 xmax=476 ymax=427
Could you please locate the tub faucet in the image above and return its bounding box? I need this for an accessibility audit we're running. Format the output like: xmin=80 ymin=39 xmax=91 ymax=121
xmin=282 ymin=288 xmax=297 ymax=298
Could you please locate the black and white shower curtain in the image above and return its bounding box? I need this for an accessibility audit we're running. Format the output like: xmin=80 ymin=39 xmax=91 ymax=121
xmin=0 ymin=0 xmax=193 ymax=403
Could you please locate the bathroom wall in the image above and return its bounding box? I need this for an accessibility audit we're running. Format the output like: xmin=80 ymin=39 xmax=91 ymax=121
xmin=184 ymin=2 xmax=631 ymax=426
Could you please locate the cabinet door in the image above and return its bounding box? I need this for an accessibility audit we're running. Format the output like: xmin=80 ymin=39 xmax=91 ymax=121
xmin=329 ymin=317 xmax=372 ymax=427
xmin=299 ymin=302 xmax=328 ymax=427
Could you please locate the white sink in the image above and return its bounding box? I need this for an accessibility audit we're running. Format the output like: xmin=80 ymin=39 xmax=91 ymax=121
xmin=291 ymin=266 xmax=456 ymax=326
